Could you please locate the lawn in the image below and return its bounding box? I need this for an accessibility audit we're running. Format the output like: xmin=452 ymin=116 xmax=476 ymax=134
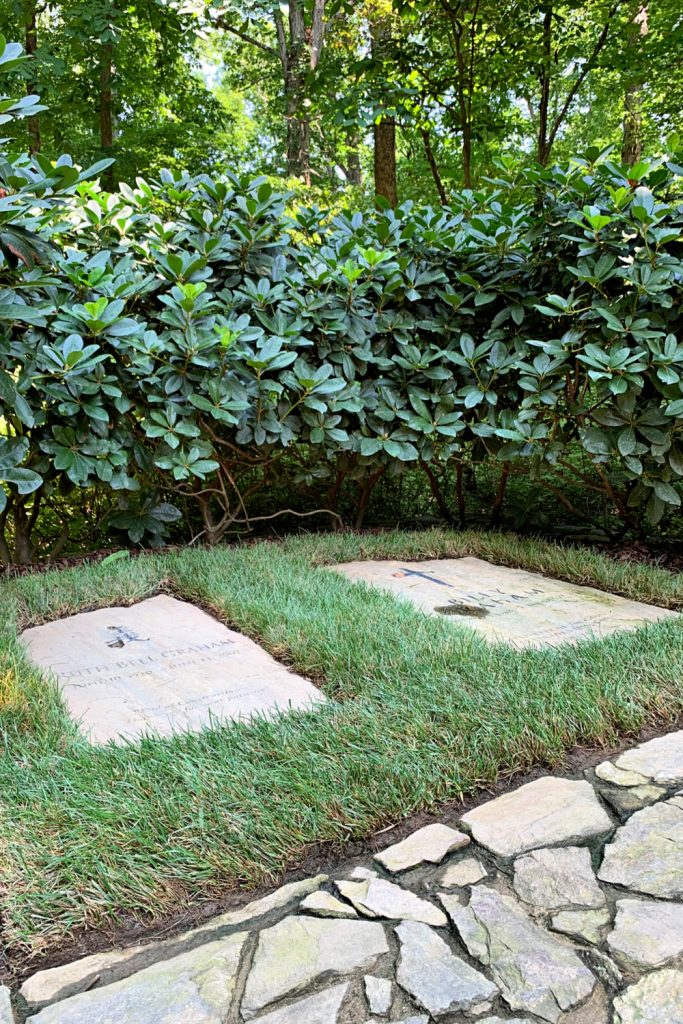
xmin=2 ymin=529 xmax=683 ymax=960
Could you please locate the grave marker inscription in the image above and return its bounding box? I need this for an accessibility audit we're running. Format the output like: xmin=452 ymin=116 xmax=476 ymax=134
xmin=21 ymin=594 xmax=325 ymax=743
xmin=333 ymin=557 xmax=676 ymax=648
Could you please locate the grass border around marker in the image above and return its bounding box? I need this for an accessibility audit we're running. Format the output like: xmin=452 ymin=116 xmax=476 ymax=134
xmin=1 ymin=528 xmax=683 ymax=956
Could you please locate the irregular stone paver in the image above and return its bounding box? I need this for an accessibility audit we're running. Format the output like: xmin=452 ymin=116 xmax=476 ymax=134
xmin=335 ymin=878 xmax=447 ymax=926
xmin=364 ymin=976 xmax=391 ymax=1015
xmin=251 ymin=983 xmax=349 ymax=1023
xmin=598 ymin=796 xmax=683 ymax=897
xmin=461 ymin=778 xmax=613 ymax=857
xmin=613 ymin=968 xmax=683 ymax=1023
xmin=550 ymin=909 xmax=610 ymax=945
xmin=365 ymin=1018 xmax=427 ymax=1024
xmin=440 ymin=857 xmax=488 ymax=887
xmin=241 ymin=917 xmax=388 ymax=1019
xmin=373 ymin=824 xmax=469 ymax=873
xmin=595 ymin=761 xmax=650 ymax=787
xmin=442 ymin=887 xmax=595 ymax=1023
xmin=600 ymin=783 xmax=665 ymax=814
xmin=607 ymin=899 xmax=683 ymax=968
xmin=20 ymin=875 xmax=327 ymax=1010
xmin=300 ymin=891 xmax=358 ymax=918
xmin=478 ymin=1018 xmax=535 ymax=1024
xmin=27 ymin=932 xmax=247 ymax=1024
xmin=395 ymin=920 xmax=498 ymax=1017
xmin=350 ymin=866 xmax=377 ymax=880
xmin=512 ymin=846 xmax=605 ymax=911
xmin=20 ymin=945 xmax=149 ymax=1011
xmin=0 ymin=987 xmax=12 ymax=1024
xmin=614 ymin=731 xmax=683 ymax=786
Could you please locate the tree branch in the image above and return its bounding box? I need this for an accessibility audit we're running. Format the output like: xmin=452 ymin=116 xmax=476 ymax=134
xmin=420 ymin=128 xmax=449 ymax=204
xmin=214 ymin=18 xmax=278 ymax=58
xmin=546 ymin=0 xmax=623 ymax=154
xmin=274 ymin=8 xmax=289 ymax=71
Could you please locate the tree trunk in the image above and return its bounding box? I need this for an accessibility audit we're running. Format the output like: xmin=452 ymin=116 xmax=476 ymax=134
xmin=279 ymin=0 xmax=326 ymax=182
xmin=373 ymin=118 xmax=397 ymax=207
xmin=99 ymin=36 xmax=115 ymax=189
xmin=621 ymin=5 xmax=649 ymax=167
xmin=283 ymin=0 xmax=310 ymax=181
xmin=346 ymin=131 xmax=362 ymax=185
xmin=285 ymin=73 xmax=311 ymax=181
xmin=12 ymin=498 xmax=35 ymax=564
xmin=371 ymin=19 xmax=398 ymax=207
xmin=537 ymin=7 xmax=553 ymax=165
xmin=25 ymin=0 xmax=41 ymax=154
xmin=420 ymin=128 xmax=448 ymax=204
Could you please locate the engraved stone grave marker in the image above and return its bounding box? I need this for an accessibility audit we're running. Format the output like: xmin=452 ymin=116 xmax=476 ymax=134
xmin=21 ymin=594 xmax=325 ymax=743
xmin=333 ymin=557 xmax=676 ymax=648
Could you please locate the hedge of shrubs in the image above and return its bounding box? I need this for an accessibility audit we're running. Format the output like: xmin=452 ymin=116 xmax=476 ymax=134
xmin=1 ymin=38 xmax=683 ymax=560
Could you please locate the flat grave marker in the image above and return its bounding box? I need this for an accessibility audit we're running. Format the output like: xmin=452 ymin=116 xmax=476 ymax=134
xmin=333 ymin=557 xmax=677 ymax=649
xmin=21 ymin=594 xmax=325 ymax=744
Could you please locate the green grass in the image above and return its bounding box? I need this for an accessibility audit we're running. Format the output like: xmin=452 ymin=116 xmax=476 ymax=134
xmin=2 ymin=529 xmax=683 ymax=957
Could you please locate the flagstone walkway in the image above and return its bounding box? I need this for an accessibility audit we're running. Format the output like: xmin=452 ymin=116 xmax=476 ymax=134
xmin=6 ymin=730 xmax=683 ymax=1024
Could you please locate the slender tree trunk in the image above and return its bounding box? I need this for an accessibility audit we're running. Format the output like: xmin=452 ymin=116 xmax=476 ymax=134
xmin=346 ymin=131 xmax=362 ymax=185
xmin=420 ymin=128 xmax=448 ymax=204
xmin=25 ymin=0 xmax=41 ymax=153
xmin=538 ymin=1 xmax=619 ymax=166
xmin=621 ymin=5 xmax=648 ymax=166
xmin=371 ymin=19 xmax=398 ymax=207
xmin=99 ymin=36 xmax=115 ymax=189
xmin=13 ymin=498 xmax=35 ymax=564
xmin=447 ymin=4 xmax=478 ymax=188
xmin=537 ymin=7 xmax=553 ymax=165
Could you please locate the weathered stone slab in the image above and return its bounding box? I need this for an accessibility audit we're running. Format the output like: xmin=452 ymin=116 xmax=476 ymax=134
xmin=333 ymin=558 xmax=675 ymax=648
xmin=335 ymin=878 xmax=447 ymax=926
xmin=21 ymin=595 xmax=324 ymax=743
xmin=461 ymin=778 xmax=613 ymax=858
xmin=373 ymin=824 xmax=469 ymax=873
xmin=21 ymin=875 xmax=327 ymax=1010
xmin=365 ymin=1018 xmax=427 ymax=1024
xmin=364 ymin=976 xmax=392 ymax=1015
xmin=612 ymin=730 xmax=683 ymax=786
xmin=440 ymin=856 xmax=488 ymax=888
xmin=512 ymin=846 xmax=605 ymax=911
xmin=250 ymin=983 xmax=349 ymax=1024
xmin=607 ymin=899 xmax=683 ymax=967
xmin=613 ymin=968 xmax=683 ymax=1024
xmin=600 ymin=783 xmax=665 ymax=815
xmin=441 ymin=887 xmax=596 ymax=1023
xmin=598 ymin=796 xmax=683 ymax=897
xmin=395 ymin=920 xmax=498 ymax=1017
xmin=300 ymin=891 xmax=357 ymax=918
xmin=478 ymin=1018 xmax=535 ymax=1024
xmin=240 ymin=917 xmax=388 ymax=1019
xmin=0 ymin=987 xmax=12 ymax=1024
xmin=550 ymin=909 xmax=610 ymax=945
xmin=594 ymin=762 xmax=649 ymax=787
xmin=27 ymin=932 xmax=247 ymax=1024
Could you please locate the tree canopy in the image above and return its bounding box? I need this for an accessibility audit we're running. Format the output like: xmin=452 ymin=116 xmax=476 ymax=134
xmin=1 ymin=0 xmax=681 ymax=202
